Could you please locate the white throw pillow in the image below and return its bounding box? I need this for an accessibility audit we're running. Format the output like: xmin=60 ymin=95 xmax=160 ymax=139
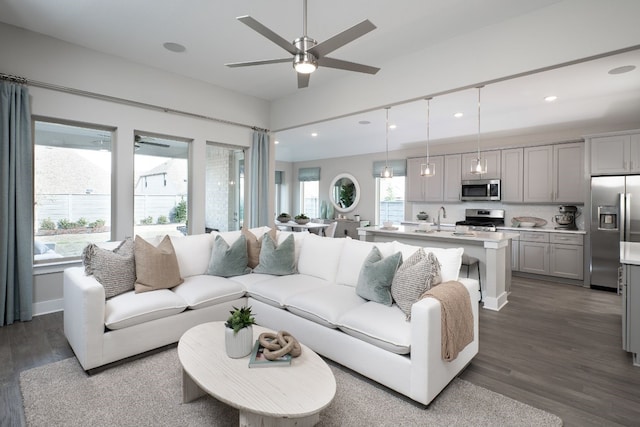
xmin=393 ymin=242 xmax=463 ymax=282
xmin=170 ymin=234 xmax=214 ymax=278
xmin=297 ymin=233 xmax=345 ymax=281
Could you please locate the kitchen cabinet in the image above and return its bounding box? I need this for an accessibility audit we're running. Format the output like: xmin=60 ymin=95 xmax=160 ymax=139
xmin=621 ymin=257 xmax=640 ymax=367
xmin=590 ymin=133 xmax=640 ymax=175
xmin=523 ymin=142 xmax=584 ymax=203
xmin=443 ymin=154 xmax=461 ymax=202
xmin=518 ymin=231 xmax=583 ymax=280
xmin=406 ymin=156 xmax=444 ymax=202
xmin=510 ymin=232 xmax=520 ymax=271
xmin=461 ymin=150 xmax=501 ymax=180
xmin=501 ymin=148 xmax=524 ymax=202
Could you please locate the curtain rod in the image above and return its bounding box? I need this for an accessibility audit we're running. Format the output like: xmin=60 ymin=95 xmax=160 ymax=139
xmin=0 ymin=72 xmax=269 ymax=133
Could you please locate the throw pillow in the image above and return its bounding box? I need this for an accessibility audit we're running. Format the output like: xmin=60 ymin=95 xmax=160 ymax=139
xmin=134 ymin=235 xmax=184 ymax=293
xmin=253 ymin=233 xmax=297 ymax=276
xmin=391 ymin=249 xmax=442 ymax=319
xmin=243 ymin=227 xmax=277 ymax=269
xmin=82 ymin=238 xmax=136 ymax=299
xmin=355 ymin=247 xmax=402 ymax=306
xmin=207 ymin=234 xmax=251 ymax=277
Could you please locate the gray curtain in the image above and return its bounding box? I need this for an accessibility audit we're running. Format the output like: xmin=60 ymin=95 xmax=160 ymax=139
xmin=0 ymin=81 xmax=33 ymax=326
xmin=249 ymin=131 xmax=270 ymax=228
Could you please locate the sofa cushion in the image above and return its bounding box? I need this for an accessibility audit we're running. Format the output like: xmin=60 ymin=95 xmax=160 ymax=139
xmin=253 ymin=234 xmax=297 ymax=276
xmin=134 ymin=235 xmax=184 ymax=293
xmin=229 ymin=272 xmax=277 ymax=288
xmin=82 ymin=238 xmax=136 ymax=299
xmin=391 ymin=250 xmax=442 ymax=318
xmin=285 ymin=284 xmax=366 ymax=328
xmin=207 ymin=234 xmax=251 ymax=277
xmin=338 ymin=301 xmax=411 ymax=354
xmin=356 ymin=247 xmax=402 ymax=306
xmin=297 ymin=233 xmax=346 ymax=282
xmin=276 ymin=230 xmax=307 ymax=263
xmin=104 ymin=289 xmax=188 ymax=330
xmin=172 ymin=275 xmax=246 ymax=309
xmin=393 ymin=242 xmax=463 ymax=282
xmin=245 ymin=274 xmax=328 ymax=308
xmin=170 ymin=233 xmax=213 ymax=278
xmin=335 ymin=238 xmax=395 ymax=287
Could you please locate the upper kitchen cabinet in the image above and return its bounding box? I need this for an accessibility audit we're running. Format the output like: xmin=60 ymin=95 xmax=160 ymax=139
xmin=590 ymin=132 xmax=640 ymax=175
xmin=461 ymin=150 xmax=501 ymax=180
xmin=443 ymin=154 xmax=462 ymax=202
xmin=523 ymin=142 xmax=584 ymax=203
xmin=500 ymin=148 xmax=524 ymax=202
xmin=406 ymin=156 xmax=444 ymax=202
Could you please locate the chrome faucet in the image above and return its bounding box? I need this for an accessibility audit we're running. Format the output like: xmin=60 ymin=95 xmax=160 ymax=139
xmin=437 ymin=206 xmax=446 ymax=231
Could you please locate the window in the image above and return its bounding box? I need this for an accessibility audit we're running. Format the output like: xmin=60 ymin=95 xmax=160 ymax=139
xmin=376 ymin=176 xmax=405 ymax=225
xmin=298 ymin=167 xmax=320 ymax=218
xmin=134 ymin=133 xmax=189 ymax=239
xmin=34 ymin=120 xmax=113 ymax=263
xmin=205 ymin=143 xmax=245 ymax=232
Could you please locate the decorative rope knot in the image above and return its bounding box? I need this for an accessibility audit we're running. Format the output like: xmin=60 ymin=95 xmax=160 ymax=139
xmin=258 ymin=331 xmax=302 ymax=360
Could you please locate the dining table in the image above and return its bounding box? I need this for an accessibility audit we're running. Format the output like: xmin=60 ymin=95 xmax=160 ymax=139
xmin=275 ymin=221 xmax=330 ymax=235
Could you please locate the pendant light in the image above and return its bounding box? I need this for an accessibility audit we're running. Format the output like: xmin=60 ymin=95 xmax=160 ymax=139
xmin=470 ymin=85 xmax=487 ymax=175
xmin=381 ymin=107 xmax=393 ymax=178
xmin=420 ymin=97 xmax=435 ymax=177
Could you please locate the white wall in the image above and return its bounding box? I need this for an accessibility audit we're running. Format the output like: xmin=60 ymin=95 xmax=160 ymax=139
xmin=0 ymin=23 xmax=271 ymax=312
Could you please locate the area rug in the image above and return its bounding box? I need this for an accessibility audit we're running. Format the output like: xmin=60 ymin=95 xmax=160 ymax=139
xmin=20 ymin=348 xmax=562 ymax=426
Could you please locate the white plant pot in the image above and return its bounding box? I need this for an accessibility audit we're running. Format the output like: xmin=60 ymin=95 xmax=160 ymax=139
xmin=225 ymin=325 xmax=253 ymax=358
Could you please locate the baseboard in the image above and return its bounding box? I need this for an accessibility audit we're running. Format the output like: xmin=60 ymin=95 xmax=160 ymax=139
xmin=33 ymin=298 xmax=63 ymax=316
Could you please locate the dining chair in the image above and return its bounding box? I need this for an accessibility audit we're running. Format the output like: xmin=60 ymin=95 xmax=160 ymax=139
xmin=323 ymin=221 xmax=338 ymax=238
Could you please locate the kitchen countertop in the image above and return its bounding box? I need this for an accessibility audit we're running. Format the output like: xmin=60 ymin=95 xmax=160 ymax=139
xmin=621 ymin=242 xmax=640 ymax=265
xmin=359 ymin=225 xmax=519 ymax=244
xmin=401 ymin=221 xmax=586 ymax=235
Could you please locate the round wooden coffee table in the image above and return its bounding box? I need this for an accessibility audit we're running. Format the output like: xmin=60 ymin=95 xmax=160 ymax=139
xmin=178 ymin=322 xmax=336 ymax=427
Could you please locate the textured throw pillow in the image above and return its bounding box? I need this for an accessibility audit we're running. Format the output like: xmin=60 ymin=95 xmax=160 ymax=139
xmin=391 ymin=249 xmax=442 ymax=319
xmin=207 ymin=234 xmax=251 ymax=277
xmin=253 ymin=233 xmax=297 ymax=276
xmin=356 ymin=247 xmax=403 ymax=306
xmin=82 ymin=238 xmax=136 ymax=299
xmin=134 ymin=235 xmax=184 ymax=293
xmin=243 ymin=227 xmax=277 ymax=269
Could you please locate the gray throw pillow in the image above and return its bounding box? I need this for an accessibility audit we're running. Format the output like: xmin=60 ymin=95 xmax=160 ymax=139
xmin=207 ymin=234 xmax=251 ymax=277
xmin=82 ymin=238 xmax=136 ymax=299
xmin=356 ymin=247 xmax=403 ymax=306
xmin=253 ymin=234 xmax=297 ymax=276
xmin=391 ymin=249 xmax=442 ymax=319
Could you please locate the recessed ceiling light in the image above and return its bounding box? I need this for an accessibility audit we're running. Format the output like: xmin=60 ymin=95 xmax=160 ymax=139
xmin=163 ymin=42 xmax=186 ymax=53
xmin=274 ymin=140 xmax=280 ymax=144
xmin=544 ymin=95 xmax=558 ymax=102
xmin=454 ymin=112 xmax=463 ymax=118
xmin=311 ymin=132 xmax=318 ymax=137
xmin=609 ymin=65 xmax=636 ymax=75
xmin=358 ymin=120 xmax=371 ymax=125
xmin=389 ymin=124 xmax=397 ymax=129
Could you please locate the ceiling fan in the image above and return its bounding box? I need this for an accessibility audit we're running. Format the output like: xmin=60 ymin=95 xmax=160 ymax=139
xmin=134 ymin=135 xmax=170 ymax=149
xmin=225 ymin=0 xmax=380 ymax=88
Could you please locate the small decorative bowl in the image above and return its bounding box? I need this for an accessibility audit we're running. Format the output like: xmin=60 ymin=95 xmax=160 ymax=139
xmin=277 ymin=215 xmax=291 ymax=223
xmin=417 ymin=214 xmax=429 ymax=220
xmin=295 ymin=218 xmax=310 ymax=225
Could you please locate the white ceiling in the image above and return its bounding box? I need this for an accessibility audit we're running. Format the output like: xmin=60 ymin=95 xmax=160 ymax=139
xmin=1 ymin=0 xmax=639 ymax=162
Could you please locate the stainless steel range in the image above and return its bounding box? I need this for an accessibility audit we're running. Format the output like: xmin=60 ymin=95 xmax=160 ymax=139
xmin=455 ymin=209 xmax=505 ymax=232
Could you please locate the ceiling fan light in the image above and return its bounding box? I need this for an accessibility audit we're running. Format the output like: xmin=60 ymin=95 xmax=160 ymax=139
xmin=294 ymin=53 xmax=318 ymax=74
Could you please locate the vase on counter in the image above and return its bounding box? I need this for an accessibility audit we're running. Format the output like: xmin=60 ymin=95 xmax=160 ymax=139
xmin=327 ymin=204 xmax=334 ymax=220
xmin=320 ymin=200 xmax=327 ymax=219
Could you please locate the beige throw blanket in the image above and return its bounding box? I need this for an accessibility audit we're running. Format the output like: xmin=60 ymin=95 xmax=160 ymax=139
xmin=420 ymin=281 xmax=474 ymax=361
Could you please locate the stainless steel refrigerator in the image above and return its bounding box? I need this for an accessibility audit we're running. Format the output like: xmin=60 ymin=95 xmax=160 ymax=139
xmin=590 ymin=175 xmax=640 ymax=290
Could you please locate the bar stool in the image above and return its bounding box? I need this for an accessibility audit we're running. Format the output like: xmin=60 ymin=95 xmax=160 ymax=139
xmin=461 ymin=254 xmax=482 ymax=301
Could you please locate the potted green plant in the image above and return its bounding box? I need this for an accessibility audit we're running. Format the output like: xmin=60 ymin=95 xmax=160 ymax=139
xmin=224 ymin=306 xmax=256 ymax=358
xmin=294 ymin=213 xmax=310 ymax=224
xmin=417 ymin=211 xmax=429 ymax=220
xmin=277 ymin=212 xmax=292 ymax=223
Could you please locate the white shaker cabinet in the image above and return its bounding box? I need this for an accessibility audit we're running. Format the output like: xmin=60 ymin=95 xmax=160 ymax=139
xmin=523 ymin=142 xmax=584 ymax=203
xmin=590 ymin=133 xmax=640 ymax=175
xmin=518 ymin=231 xmax=583 ymax=280
xmin=443 ymin=154 xmax=461 ymax=202
xmin=523 ymin=146 xmax=553 ymax=202
xmin=406 ymin=156 xmax=444 ymax=202
xmin=501 ymin=148 xmax=524 ymax=202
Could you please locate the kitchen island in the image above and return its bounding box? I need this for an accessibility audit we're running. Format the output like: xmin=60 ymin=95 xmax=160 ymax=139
xmin=619 ymin=242 xmax=640 ymax=367
xmin=358 ymin=225 xmax=519 ymax=311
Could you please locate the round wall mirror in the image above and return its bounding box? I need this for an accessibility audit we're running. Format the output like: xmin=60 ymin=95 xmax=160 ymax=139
xmin=329 ymin=173 xmax=360 ymax=213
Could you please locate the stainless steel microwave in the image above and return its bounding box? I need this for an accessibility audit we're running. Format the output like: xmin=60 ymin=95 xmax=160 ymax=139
xmin=461 ymin=179 xmax=501 ymax=201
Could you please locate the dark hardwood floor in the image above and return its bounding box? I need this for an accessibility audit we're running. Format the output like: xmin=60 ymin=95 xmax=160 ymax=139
xmin=1 ymin=277 xmax=639 ymax=426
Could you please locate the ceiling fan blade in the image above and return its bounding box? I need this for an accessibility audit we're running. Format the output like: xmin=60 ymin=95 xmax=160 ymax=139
xmin=309 ymin=20 xmax=376 ymax=58
xmin=317 ymin=57 xmax=380 ymax=74
xmin=237 ymin=15 xmax=300 ymax=56
xmin=225 ymin=58 xmax=291 ymax=68
xmin=138 ymin=141 xmax=170 ymax=148
xmin=297 ymin=72 xmax=310 ymax=89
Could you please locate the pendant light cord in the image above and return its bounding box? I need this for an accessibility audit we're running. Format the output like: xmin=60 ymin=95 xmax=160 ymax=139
xmin=385 ymin=107 xmax=390 ymax=168
xmin=476 ymin=86 xmax=482 ymax=158
xmin=426 ymin=98 xmax=431 ymax=161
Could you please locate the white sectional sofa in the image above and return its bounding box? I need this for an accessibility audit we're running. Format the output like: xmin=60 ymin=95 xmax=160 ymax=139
xmin=64 ymin=227 xmax=479 ymax=406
